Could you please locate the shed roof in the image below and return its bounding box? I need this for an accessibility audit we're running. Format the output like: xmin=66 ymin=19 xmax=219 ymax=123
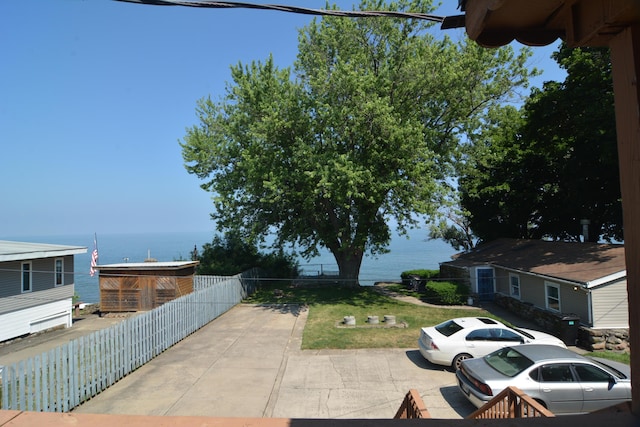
xmin=443 ymin=238 xmax=625 ymax=286
xmin=0 ymin=240 xmax=87 ymax=262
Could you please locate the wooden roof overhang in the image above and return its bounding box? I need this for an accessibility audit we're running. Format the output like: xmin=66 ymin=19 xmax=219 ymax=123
xmin=443 ymin=0 xmax=640 ymax=48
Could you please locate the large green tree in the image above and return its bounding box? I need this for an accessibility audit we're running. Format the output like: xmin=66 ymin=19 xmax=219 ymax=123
xmin=460 ymin=44 xmax=621 ymax=242
xmin=181 ymin=0 xmax=535 ymax=285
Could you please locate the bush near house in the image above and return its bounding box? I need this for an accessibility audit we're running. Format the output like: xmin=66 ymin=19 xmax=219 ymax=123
xmin=424 ymin=280 xmax=469 ymax=305
xmin=400 ymin=269 xmax=439 ymax=290
xmin=399 ymin=270 xmax=469 ymax=305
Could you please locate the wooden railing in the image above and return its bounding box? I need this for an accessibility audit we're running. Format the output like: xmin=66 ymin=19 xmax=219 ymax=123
xmin=466 ymin=386 xmax=555 ymax=419
xmin=394 ymin=389 xmax=431 ymax=419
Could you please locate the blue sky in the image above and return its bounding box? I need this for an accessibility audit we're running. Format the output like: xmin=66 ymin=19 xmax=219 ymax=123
xmin=1 ymin=0 xmax=565 ymax=238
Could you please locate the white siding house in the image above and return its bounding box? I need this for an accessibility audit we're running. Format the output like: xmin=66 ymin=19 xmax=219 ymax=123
xmin=0 ymin=241 xmax=87 ymax=342
xmin=590 ymin=277 xmax=628 ymax=329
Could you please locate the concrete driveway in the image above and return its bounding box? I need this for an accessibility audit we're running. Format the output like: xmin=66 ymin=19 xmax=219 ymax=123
xmin=73 ymin=304 xmax=476 ymax=419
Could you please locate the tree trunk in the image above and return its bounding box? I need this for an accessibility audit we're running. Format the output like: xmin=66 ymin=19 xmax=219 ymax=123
xmin=332 ymin=248 xmax=364 ymax=287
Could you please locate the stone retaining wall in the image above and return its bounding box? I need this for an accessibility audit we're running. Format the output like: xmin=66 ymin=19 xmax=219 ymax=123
xmin=493 ymin=293 xmax=630 ymax=353
xmin=583 ymin=328 xmax=631 ymax=353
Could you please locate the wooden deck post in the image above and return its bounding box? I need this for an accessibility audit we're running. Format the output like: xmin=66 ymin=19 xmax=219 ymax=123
xmin=609 ymin=24 xmax=640 ymax=416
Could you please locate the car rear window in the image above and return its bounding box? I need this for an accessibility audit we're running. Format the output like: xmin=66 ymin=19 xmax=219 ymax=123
xmin=590 ymin=358 xmax=629 ymax=379
xmin=484 ymin=347 xmax=534 ymax=377
xmin=435 ymin=320 xmax=464 ymax=337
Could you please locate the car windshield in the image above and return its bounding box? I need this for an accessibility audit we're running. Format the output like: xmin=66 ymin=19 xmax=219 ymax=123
xmin=484 ymin=347 xmax=534 ymax=377
xmin=435 ymin=320 xmax=464 ymax=337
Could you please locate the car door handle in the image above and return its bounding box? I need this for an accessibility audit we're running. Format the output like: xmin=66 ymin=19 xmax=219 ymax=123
xmin=542 ymin=388 xmax=551 ymax=393
xmin=584 ymin=387 xmax=594 ymax=392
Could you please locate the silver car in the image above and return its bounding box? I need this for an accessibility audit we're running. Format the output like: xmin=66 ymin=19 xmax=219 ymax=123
xmin=456 ymin=344 xmax=631 ymax=415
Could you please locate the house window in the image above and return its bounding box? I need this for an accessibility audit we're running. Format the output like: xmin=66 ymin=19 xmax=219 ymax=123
xmin=545 ymin=282 xmax=560 ymax=312
xmin=22 ymin=262 xmax=32 ymax=292
xmin=509 ymin=274 xmax=520 ymax=298
xmin=55 ymin=258 xmax=64 ymax=286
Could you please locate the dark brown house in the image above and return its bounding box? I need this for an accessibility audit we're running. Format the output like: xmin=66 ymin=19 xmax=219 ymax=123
xmin=94 ymin=261 xmax=199 ymax=312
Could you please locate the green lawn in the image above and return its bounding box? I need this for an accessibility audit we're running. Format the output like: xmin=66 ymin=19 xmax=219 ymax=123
xmin=245 ymin=282 xmax=499 ymax=349
xmin=587 ymin=351 xmax=631 ymax=365
xmin=244 ymin=282 xmax=631 ymax=365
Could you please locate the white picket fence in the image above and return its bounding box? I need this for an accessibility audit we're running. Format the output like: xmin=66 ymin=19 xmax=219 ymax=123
xmin=0 ymin=272 xmax=258 ymax=412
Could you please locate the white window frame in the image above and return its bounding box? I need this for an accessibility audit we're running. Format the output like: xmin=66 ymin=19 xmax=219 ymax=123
xmin=55 ymin=258 xmax=64 ymax=287
xmin=545 ymin=281 xmax=561 ymax=312
xmin=22 ymin=261 xmax=32 ymax=293
xmin=509 ymin=273 xmax=521 ymax=299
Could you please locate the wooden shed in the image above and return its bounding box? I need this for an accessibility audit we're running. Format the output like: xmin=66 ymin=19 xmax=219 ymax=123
xmin=95 ymin=261 xmax=199 ymax=312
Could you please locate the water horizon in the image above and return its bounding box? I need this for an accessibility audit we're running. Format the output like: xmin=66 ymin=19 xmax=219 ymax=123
xmin=3 ymin=229 xmax=458 ymax=304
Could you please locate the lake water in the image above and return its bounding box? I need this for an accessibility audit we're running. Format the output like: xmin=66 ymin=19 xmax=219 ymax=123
xmin=5 ymin=229 xmax=457 ymax=304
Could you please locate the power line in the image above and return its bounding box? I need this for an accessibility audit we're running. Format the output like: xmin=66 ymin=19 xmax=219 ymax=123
xmin=113 ymin=0 xmax=446 ymax=22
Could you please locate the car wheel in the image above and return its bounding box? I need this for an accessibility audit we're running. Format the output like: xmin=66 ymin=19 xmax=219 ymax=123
xmin=452 ymin=353 xmax=472 ymax=370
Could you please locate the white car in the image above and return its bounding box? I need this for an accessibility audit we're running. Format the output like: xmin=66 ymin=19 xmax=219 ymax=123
xmin=418 ymin=317 xmax=566 ymax=370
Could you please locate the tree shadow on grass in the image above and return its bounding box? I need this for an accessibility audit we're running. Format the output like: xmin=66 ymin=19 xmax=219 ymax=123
xmin=247 ymin=283 xmax=392 ymax=307
xmin=253 ymin=303 xmax=308 ymax=317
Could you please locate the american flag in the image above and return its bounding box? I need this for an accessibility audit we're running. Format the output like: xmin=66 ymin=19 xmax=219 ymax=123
xmin=90 ymin=234 xmax=98 ymax=277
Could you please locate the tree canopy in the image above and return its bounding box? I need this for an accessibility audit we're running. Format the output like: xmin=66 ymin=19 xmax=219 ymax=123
xmin=181 ymin=0 xmax=536 ymax=284
xmin=460 ymin=44 xmax=621 ymax=243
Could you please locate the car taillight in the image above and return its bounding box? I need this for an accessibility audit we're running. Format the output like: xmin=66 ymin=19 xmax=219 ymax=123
xmin=478 ymin=383 xmax=493 ymax=396
xmin=430 ymin=342 xmax=439 ymax=350
xmin=461 ymin=366 xmax=493 ymax=397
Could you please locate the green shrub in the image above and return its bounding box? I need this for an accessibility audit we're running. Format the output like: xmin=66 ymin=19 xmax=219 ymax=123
xmin=400 ymin=269 xmax=439 ymax=290
xmin=424 ymin=280 xmax=468 ymax=305
xmin=196 ymin=231 xmax=299 ymax=278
